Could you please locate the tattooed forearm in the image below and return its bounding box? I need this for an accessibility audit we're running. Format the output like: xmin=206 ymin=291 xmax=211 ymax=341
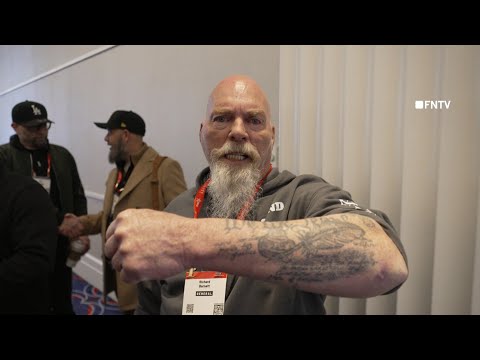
xmin=257 ymin=217 xmax=376 ymax=284
xmin=259 ymin=217 xmax=370 ymax=259
xmin=224 ymin=218 xmax=285 ymax=234
xmin=269 ymin=249 xmax=376 ymax=283
xmin=217 ymin=239 xmax=256 ymax=261
xmin=224 ymin=219 xmax=246 ymax=233
xmin=220 ymin=215 xmax=378 ymax=284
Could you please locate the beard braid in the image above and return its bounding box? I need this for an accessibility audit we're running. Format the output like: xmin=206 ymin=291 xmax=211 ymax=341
xmin=208 ymin=160 xmax=262 ymax=220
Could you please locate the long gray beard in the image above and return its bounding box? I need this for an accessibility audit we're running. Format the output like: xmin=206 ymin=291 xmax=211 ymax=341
xmin=208 ymin=163 xmax=261 ymax=219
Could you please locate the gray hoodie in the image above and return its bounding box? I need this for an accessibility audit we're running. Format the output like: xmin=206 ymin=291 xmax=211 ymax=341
xmin=136 ymin=168 xmax=406 ymax=315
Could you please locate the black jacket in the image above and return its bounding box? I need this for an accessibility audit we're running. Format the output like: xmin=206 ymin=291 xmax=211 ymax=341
xmin=0 ymin=163 xmax=58 ymax=313
xmin=0 ymin=135 xmax=87 ymax=223
xmin=0 ymin=136 xmax=87 ymax=263
xmin=0 ymin=135 xmax=88 ymax=313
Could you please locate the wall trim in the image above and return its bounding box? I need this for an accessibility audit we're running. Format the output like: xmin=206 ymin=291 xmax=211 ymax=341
xmin=0 ymin=45 xmax=118 ymax=97
xmin=85 ymin=190 xmax=105 ymax=201
xmin=75 ymin=189 xmax=105 ymax=292
xmin=73 ymin=253 xmax=103 ymax=291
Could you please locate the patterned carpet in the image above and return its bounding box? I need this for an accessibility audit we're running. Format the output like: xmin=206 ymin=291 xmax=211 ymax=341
xmin=72 ymin=273 xmax=123 ymax=315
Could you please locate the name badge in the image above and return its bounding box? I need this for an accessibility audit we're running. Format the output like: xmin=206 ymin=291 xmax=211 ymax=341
xmin=182 ymin=271 xmax=227 ymax=315
xmin=33 ymin=176 xmax=51 ymax=193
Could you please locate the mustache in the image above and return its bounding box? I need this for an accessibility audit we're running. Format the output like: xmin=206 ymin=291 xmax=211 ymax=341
xmin=210 ymin=142 xmax=260 ymax=163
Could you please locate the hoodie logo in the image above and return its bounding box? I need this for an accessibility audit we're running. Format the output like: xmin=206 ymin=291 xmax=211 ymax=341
xmin=269 ymin=202 xmax=285 ymax=212
xmin=339 ymin=199 xmax=361 ymax=209
xmin=31 ymin=105 xmax=42 ymax=116
xmin=339 ymin=199 xmax=374 ymax=214
xmin=261 ymin=201 xmax=285 ymax=222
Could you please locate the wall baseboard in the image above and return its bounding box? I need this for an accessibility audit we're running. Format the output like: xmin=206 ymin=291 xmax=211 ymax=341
xmin=75 ymin=190 xmax=106 ymax=292
xmin=73 ymin=252 xmax=119 ymax=302
xmin=73 ymin=253 xmax=103 ymax=292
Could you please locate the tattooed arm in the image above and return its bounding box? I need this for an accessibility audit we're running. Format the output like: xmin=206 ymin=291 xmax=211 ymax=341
xmin=193 ymin=213 xmax=407 ymax=297
xmin=105 ymin=210 xmax=408 ymax=298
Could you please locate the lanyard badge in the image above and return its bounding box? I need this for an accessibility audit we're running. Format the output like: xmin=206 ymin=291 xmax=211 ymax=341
xmin=182 ymin=163 xmax=272 ymax=315
xmin=182 ymin=270 xmax=227 ymax=315
xmin=33 ymin=176 xmax=51 ymax=193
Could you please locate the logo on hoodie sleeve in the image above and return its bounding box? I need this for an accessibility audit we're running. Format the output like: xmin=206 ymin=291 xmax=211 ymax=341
xmin=339 ymin=199 xmax=374 ymax=214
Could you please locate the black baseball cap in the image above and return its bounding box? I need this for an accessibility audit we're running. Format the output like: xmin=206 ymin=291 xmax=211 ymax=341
xmin=94 ymin=110 xmax=146 ymax=136
xmin=12 ymin=100 xmax=54 ymax=127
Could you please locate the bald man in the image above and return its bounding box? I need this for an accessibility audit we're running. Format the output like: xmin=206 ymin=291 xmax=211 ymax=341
xmin=105 ymin=75 xmax=408 ymax=315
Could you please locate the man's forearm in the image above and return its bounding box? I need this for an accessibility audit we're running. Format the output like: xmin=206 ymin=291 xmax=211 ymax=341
xmin=189 ymin=213 xmax=408 ymax=297
xmin=80 ymin=212 xmax=103 ymax=235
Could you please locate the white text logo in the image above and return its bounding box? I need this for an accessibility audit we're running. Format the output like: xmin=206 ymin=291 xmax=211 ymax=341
xmin=339 ymin=199 xmax=361 ymax=209
xmin=415 ymin=100 xmax=451 ymax=110
xmin=339 ymin=199 xmax=374 ymax=215
xmin=269 ymin=202 xmax=285 ymax=212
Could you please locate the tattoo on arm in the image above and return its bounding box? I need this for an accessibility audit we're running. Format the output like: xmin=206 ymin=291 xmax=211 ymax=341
xmin=260 ymin=217 xmax=375 ymax=283
xmin=220 ymin=217 xmax=376 ymax=284
xmin=361 ymin=215 xmax=376 ymax=228
xmin=224 ymin=219 xmax=246 ymax=234
xmin=217 ymin=239 xmax=256 ymax=261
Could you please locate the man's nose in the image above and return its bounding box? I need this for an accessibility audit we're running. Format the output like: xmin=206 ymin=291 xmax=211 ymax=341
xmin=228 ymin=117 xmax=248 ymax=142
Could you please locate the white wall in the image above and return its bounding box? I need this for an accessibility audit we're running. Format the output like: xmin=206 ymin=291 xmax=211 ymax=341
xmin=0 ymin=45 xmax=280 ymax=289
xmin=0 ymin=45 xmax=102 ymax=91
xmin=0 ymin=45 xmax=280 ymax=190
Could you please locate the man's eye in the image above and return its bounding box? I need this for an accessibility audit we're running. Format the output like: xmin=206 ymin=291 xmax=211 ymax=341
xmin=250 ymin=117 xmax=261 ymax=125
xmin=213 ymin=115 xmax=227 ymax=122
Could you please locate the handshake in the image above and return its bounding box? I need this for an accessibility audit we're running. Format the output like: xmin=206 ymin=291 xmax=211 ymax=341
xmin=59 ymin=213 xmax=90 ymax=267
xmin=58 ymin=213 xmax=86 ymax=239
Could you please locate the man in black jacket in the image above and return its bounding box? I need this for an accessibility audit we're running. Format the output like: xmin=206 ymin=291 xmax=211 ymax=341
xmin=0 ymin=100 xmax=89 ymax=314
xmin=0 ymin=162 xmax=58 ymax=314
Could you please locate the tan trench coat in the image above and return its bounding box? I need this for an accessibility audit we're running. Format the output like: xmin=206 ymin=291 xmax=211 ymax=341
xmin=81 ymin=145 xmax=187 ymax=312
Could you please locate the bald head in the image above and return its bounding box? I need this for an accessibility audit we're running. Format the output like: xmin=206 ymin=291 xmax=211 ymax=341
xmin=206 ymin=75 xmax=271 ymax=123
xmin=201 ymin=75 xmax=275 ymax=218
xmin=200 ymin=74 xmax=275 ymax=179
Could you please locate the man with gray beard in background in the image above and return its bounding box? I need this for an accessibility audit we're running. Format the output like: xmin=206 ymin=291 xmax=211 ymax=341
xmin=104 ymin=75 xmax=409 ymax=315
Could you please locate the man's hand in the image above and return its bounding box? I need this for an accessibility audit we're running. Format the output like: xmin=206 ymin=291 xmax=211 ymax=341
xmin=105 ymin=209 xmax=191 ymax=283
xmin=58 ymin=213 xmax=85 ymax=238
xmin=74 ymin=235 xmax=91 ymax=255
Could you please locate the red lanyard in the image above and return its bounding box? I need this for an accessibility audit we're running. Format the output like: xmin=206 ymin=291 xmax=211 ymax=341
xmin=193 ymin=163 xmax=272 ymax=220
xmin=114 ymin=164 xmax=134 ymax=195
xmin=114 ymin=170 xmax=124 ymax=195
xmin=47 ymin=153 xmax=51 ymax=177
xmin=32 ymin=152 xmax=51 ymax=177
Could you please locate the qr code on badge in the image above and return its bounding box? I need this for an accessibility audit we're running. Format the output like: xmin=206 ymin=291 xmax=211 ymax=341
xmin=213 ymin=303 xmax=224 ymax=315
xmin=186 ymin=304 xmax=194 ymax=313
